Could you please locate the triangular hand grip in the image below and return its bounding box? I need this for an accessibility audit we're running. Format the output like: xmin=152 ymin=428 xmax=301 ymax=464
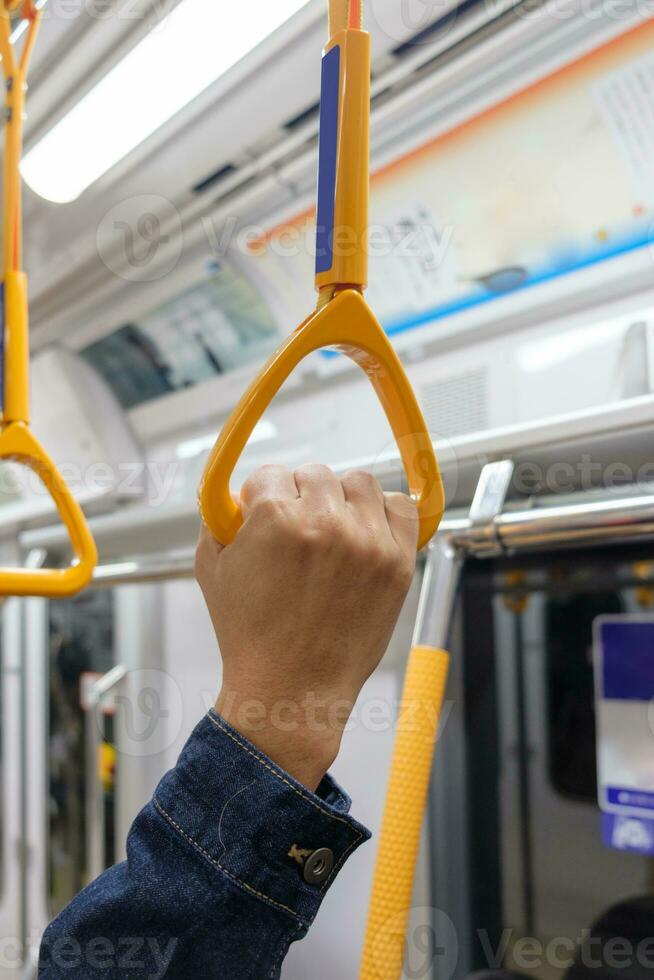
xmin=199 ymin=290 xmax=445 ymax=550
xmin=0 ymin=422 xmax=98 ymax=597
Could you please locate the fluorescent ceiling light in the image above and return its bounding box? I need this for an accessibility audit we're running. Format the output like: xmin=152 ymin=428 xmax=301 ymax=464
xmin=515 ymin=316 xmax=632 ymax=373
xmin=22 ymin=0 xmax=310 ymax=203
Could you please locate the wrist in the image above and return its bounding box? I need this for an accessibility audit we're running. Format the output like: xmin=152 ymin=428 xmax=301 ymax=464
xmin=215 ymin=686 xmax=352 ymax=791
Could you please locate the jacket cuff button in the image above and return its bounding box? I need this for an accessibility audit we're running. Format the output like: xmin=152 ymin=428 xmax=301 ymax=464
xmin=303 ymin=848 xmax=334 ymax=885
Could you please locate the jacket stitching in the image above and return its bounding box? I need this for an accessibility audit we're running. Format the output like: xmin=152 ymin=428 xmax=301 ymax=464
xmin=153 ymin=796 xmax=306 ymax=925
xmin=320 ymin=831 xmax=363 ymax=893
xmin=207 ymin=711 xmax=361 ymax=833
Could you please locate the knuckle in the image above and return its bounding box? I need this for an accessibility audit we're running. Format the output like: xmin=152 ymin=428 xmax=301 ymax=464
xmin=242 ymin=464 xmax=289 ymax=499
xmin=249 ymin=496 xmax=288 ymax=529
xmin=295 ymin=462 xmax=334 ymax=480
xmin=343 ymin=469 xmax=381 ymax=496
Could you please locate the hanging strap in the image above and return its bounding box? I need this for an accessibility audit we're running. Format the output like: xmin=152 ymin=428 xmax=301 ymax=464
xmin=0 ymin=1 xmax=41 ymax=278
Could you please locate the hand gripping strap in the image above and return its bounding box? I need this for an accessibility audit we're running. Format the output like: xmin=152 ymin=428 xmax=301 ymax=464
xmin=199 ymin=290 xmax=445 ymax=551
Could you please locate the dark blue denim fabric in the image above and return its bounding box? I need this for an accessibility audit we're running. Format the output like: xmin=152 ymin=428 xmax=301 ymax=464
xmin=39 ymin=709 xmax=371 ymax=979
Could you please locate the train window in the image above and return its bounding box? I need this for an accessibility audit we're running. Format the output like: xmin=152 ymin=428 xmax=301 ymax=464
xmin=459 ymin=549 xmax=654 ymax=980
xmin=47 ymin=590 xmax=115 ymax=916
xmin=80 ymin=262 xmax=280 ymax=410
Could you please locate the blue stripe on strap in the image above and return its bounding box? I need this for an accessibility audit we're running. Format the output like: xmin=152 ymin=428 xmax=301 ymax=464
xmin=315 ymin=44 xmax=341 ymax=276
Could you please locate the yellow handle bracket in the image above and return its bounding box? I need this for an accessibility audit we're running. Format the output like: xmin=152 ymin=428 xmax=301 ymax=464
xmin=0 ymin=2 xmax=98 ymax=598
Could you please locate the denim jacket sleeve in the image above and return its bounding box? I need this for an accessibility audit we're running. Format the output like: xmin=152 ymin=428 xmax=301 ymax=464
xmin=39 ymin=709 xmax=371 ymax=980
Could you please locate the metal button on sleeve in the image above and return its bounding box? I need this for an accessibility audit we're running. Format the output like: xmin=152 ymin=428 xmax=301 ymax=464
xmin=303 ymin=848 xmax=334 ymax=885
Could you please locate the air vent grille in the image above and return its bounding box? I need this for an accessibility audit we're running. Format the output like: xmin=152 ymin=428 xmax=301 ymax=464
xmin=421 ymin=367 xmax=489 ymax=439
xmin=193 ymin=163 xmax=237 ymax=195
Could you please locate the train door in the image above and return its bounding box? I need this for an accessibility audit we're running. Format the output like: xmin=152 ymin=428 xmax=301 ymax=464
xmin=441 ymin=541 xmax=654 ymax=980
xmin=0 ymin=596 xmax=26 ymax=979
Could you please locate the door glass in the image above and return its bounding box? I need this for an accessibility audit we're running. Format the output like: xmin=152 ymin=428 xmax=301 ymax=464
xmin=48 ymin=589 xmax=115 ymax=915
xmin=461 ymin=548 xmax=654 ymax=980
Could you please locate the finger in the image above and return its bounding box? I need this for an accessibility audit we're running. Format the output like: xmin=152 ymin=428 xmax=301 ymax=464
xmin=197 ymin=521 xmax=224 ymax=553
xmin=384 ymin=492 xmax=419 ymax=556
xmin=341 ymin=469 xmax=390 ymax=538
xmin=294 ymin=463 xmax=346 ymax=512
xmin=240 ymin=464 xmax=298 ymax=519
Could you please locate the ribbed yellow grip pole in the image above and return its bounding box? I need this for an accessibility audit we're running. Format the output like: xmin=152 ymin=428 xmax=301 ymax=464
xmin=360 ymin=645 xmax=450 ymax=980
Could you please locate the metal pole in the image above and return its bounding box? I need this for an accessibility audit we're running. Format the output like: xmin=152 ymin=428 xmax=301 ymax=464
xmin=83 ymin=665 xmax=127 ymax=884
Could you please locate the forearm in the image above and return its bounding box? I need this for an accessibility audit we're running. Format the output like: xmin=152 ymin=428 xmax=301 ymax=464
xmin=39 ymin=711 xmax=370 ymax=980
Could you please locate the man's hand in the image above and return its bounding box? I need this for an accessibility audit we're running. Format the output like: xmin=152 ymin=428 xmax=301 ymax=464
xmin=196 ymin=463 xmax=418 ymax=790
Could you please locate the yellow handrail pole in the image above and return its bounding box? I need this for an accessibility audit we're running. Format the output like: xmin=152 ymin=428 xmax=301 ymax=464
xmin=14 ymin=8 xmax=41 ymax=272
xmin=0 ymin=2 xmax=97 ymax=598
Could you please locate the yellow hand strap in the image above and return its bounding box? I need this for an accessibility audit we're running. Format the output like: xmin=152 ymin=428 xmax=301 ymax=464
xmin=199 ymin=5 xmax=445 ymax=550
xmin=0 ymin=2 xmax=98 ymax=597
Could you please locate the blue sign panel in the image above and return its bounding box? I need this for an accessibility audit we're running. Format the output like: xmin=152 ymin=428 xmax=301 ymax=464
xmin=602 ymin=813 xmax=654 ymax=856
xmin=600 ymin=620 xmax=654 ymax=701
xmin=594 ymin=617 xmax=654 ymax=819
xmin=607 ymin=788 xmax=654 ymax=812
